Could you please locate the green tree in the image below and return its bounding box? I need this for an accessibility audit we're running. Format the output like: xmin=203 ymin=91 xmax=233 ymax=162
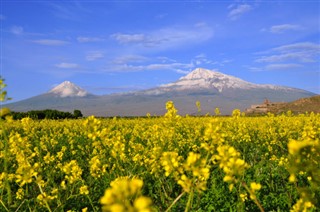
xmin=73 ymin=109 xmax=83 ymax=118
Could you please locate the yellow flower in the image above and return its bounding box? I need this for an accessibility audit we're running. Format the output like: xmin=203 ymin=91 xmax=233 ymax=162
xmin=289 ymin=174 xmax=296 ymax=183
xmin=177 ymin=174 xmax=192 ymax=193
xmin=62 ymin=160 xmax=83 ymax=184
xmin=16 ymin=188 xmax=24 ymax=200
xmin=134 ymin=196 xmax=152 ymax=211
xmin=240 ymin=193 xmax=247 ymax=202
xmin=223 ymin=175 xmax=233 ymax=183
xmin=250 ymin=182 xmax=261 ymax=191
xmin=108 ymin=204 xmax=125 ymax=212
xmin=61 ymin=180 xmax=67 ymax=189
xmin=100 ymin=177 xmax=152 ymax=212
xmin=80 ymin=185 xmax=89 ymax=195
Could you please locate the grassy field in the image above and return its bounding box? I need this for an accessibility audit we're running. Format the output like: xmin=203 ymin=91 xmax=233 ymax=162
xmin=0 ymin=102 xmax=319 ymax=211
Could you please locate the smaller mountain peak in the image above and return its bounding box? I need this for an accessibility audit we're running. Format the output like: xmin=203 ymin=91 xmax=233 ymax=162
xmin=49 ymin=81 xmax=88 ymax=97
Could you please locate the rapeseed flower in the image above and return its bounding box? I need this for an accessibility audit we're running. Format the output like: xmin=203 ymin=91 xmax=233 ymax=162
xmin=100 ymin=177 xmax=153 ymax=212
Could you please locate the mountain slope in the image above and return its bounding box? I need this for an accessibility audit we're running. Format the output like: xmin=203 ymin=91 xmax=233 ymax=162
xmin=4 ymin=68 xmax=317 ymax=116
xmin=267 ymin=95 xmax=320 ymax=114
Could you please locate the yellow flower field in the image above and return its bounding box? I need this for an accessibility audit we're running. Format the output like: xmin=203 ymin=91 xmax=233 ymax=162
xmin=0 ymin=102 xmax=319 ymax=211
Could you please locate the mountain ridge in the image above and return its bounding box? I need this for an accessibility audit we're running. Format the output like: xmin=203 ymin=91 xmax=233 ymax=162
xmin=140 ymin=68 xmax=304 ymax=95
xmin=4 ymin=68 xmax=317 ymax=116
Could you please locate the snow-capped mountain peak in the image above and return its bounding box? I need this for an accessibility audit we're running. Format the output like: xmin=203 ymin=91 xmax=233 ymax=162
xmin=180 ymin=68 xmax=217 ymax=80
xmin=159 ymin=68 xmax=257 ymax=92
xmin=151 ymin=68 xmax=294 ymax=93
xmin=48 ymin=81 xmax=88 ymax=97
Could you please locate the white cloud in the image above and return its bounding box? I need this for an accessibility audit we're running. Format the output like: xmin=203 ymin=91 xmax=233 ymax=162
xmin=103 ymin=53 xmax=223 ymax=74
xmin=55 ymin=62 xmax=80 ymax=69
xmin=77 ymin=36 xmax=104 ymax=43
xmin=10 ymin=26 xmax=23 ymax=35
xmin=111 ymin=24 xmax=213 ymax=50
xmin=176 ymin=69 xmax=190 ymax=74
xmin=252 ymin=42 xmax=320 ymax=72
xmin=86 ymin=51 xmax=104 ymax=61
xmin=255 ymin=42 xmax=320 ymax=64
xmin=248 ymin=63 xmax=304 ymax=72
xmin=269 ymin=24 xmax=303 ymax=34
xmin=48 ymin=2 xmax=90 ymax=21
xmin=272 ymin=42 xmax=320 ymax=53
xmin=256 ymin=52 xmax=315 ymax=63
xmin=228 ymin=4 xmax=252 ymax=20
xmin=193 ymin=54 xmax=214 ymax=65
xmin=112 ymin=55 xmax=147 ymax=64
xmin=156 ymin=56 xmax=177 ymax=63
xmin=106 ymin=62 xmax=194 ymax=73
xmin=32 ymin=39 xmax=69 ymax=46
xmin=192 ymin=54 xmax=230 ymax=67
xmin=111 ymin=33 xmax=146 ymax=44
xmin=265 ymin=63 xmax=303 ymax=70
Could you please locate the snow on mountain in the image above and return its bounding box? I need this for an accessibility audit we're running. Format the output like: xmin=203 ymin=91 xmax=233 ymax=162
xmin=157 ymin=68 xmax=294 ymax=92
xmin=48 ymin=81 xmax=88 ymax=97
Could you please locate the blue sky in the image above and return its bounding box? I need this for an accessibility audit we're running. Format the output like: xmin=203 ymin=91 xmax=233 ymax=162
xmin=1 ymin=0 xmax=319 ymax=102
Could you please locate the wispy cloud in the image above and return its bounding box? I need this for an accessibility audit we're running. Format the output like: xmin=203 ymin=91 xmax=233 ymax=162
xmin=265 ymin=24 xmax=303 ymax=34
xmin=104 ymin=54 xmax=225 ymax=74
xmin=228 ymin=4 xmax=252 ymax=20
xmin=192 ymin=54 xmax=232 ymax=67
xmin=272 ymin=42 xmax=320 ymax=53
xmin=193 ymin=54 xmax=216 ymax=66
xmin=111 ymin=24 xmax=213 ymax=50
xmin=77 ymin=36 xmax=105 ymax=43
xmin=251 ymin=42 xmax=320 ymax=72
xmin=256 ymin=52 xmax=315 ymax=63
xmin=10 ymin=26 xmax=23 ymax=35
xmin=255 ymin=42 xmax=320 ymax=63
xmin=55 ymin=62 xmax=80 ymax=69
xmin=48 ymin=2 xmax=90 ymax=21
xmin=86 ymin=51 xmax=104 ymax=61
xmin=105 ymin=62 xmax=194 ymax=73
xmin=111 ymin=33 xmax=146 ymax=44
xmin=156 ymin=56 xmax=177 ymax=63
xmin=265 ymin=63 xmax=303 ymax=71
xmin=112 ymin=55 xmax=148 ymax=64
xmin=32 ymin=39 xmax=69 ymax=46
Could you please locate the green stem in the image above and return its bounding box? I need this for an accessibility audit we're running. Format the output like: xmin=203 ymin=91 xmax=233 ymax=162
xmin=15 ymin=199 xmax=25 ymax=212
xmin=241 ymin=182 xmax=264 ymax=212
xmin=165 ymin=192 xmax=185 ymax=212
xmin=0 ymin=199 xmax=9 ymax=212
xmin=36 ymin=180 xmax=52 ymax=212
xmin=184 ymin=189 xmax=194 ymax=212
xmin=86 ymin=195 xmax=97 ymax=212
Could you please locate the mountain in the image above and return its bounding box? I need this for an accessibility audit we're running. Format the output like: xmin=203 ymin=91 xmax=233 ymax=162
xmin=142 ymin=68 xmax=297 ymax=94
xmin=267 ymin=95 xmax=320 ymax=114
xmin=4 ymin=68 xmax=317 ymax=116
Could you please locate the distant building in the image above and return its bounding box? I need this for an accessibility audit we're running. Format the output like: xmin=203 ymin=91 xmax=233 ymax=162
xmin=245 ymin=99 xmax=277 ymax=113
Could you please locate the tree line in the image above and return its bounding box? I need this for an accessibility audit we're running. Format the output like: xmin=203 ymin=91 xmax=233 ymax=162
xmin=9 ymin=109 xmax=83 ymax=120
